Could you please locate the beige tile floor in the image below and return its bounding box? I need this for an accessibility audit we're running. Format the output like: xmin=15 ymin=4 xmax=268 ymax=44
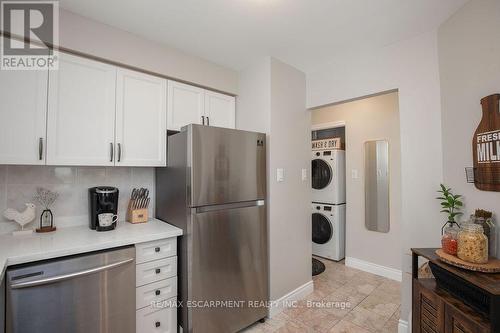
xmin=242 ymin=257 xmax=401 ymax=333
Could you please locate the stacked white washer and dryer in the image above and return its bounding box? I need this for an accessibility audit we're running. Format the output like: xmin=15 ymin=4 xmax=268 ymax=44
xmin=311 ymin=138 xmax=346 ymax=261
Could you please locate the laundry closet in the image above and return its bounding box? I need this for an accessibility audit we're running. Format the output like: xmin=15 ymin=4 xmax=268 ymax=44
xmin=311 ymin=126 xmax=346 ymax=262
xmin=310 ymin=91 xmax=402 ymax=278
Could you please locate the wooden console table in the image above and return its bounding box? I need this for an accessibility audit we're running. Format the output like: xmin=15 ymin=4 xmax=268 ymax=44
xmin=412 ymin=248 xmax=500 ymax=333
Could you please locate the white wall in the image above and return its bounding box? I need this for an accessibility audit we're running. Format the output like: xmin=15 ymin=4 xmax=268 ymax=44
xmin=307 ymin=31 xmax=444 ymax=324
xmin=238 ymin=58 xmax=311 ymax=307
xmin=311 ymin=92 xmax=402 ymax=272
xmin=236 ymin=60 xmax=271 ymax=133
xmin=57 ymin=10 xmax=238 ymax=94
xmin=438 ymin=0 xmax=500 ymax=230
xmin=269 ymin=58 xmax=311 ymax=301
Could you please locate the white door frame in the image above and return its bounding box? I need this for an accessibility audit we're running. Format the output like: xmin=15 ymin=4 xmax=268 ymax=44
xmin=311 ymin=121 xmax=345 ymax=131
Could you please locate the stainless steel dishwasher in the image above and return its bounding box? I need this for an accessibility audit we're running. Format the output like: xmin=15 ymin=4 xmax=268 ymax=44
xmin=6 ymin=246 xmax=136 ymax=333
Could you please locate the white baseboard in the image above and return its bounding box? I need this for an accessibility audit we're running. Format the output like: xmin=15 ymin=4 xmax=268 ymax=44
xmin=345 ymin=257 xmax=402 ymax=282
xmin=268 ymin=280 xmax=314 ymax=318
xmin=398 ymin=319 xmax=409 ymax=333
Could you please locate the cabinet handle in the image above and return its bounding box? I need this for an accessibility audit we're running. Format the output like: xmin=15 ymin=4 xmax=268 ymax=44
xmin=207 ymin=117 xmax=210 ymax=126
xmin=155 ymin=322 xmax=161 ymax=328
xmin=110 ymin=143 xmax=114 ymax=162
xmin=117 ymin=143 xmax=122 ymax=162
xmin=155 ymin=290 xmax=161 ymax=296
xmin=155 ymin=247 xmax=160 ymax=253
xmin=201 ymin=116 xmax=205 ymax=125
xmin=155 ymin=268 xmax=161 ymax=274
xmin=38 ymin=138 xmax=43 ymax=160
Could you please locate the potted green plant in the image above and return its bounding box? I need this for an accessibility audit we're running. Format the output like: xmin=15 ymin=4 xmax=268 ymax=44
xmin=437 ymin=184 xmax=463 ymax=255
xmin=437 ymin=183 xmax=463 ymax=233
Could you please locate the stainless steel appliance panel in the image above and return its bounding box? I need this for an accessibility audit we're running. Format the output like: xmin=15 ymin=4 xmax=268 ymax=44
xmin=155 ymin=125 xmax=268 ymax=332
xmin=190 ymin=202 xmax=268 ymax=333
xmin=6 ymin=246 xmax=136 ymax=333
xmin=189 ymin=125 xmax=266 ymax=207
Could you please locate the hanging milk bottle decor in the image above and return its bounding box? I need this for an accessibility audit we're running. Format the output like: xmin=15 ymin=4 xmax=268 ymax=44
xmin=473 ymin=94 xmax=500 ymax=191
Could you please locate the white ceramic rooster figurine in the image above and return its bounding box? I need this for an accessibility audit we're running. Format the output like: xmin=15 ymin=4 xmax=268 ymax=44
xmin=4 ymin=203 xmax=36 ymax=231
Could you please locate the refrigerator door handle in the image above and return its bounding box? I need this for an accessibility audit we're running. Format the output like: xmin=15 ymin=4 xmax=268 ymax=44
xmin=195 ymin=200 xmax=264 ymax=213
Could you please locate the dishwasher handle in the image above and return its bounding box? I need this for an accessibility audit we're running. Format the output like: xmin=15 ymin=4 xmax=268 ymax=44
xmin=10 ymin=257 xmax=135 ymax=289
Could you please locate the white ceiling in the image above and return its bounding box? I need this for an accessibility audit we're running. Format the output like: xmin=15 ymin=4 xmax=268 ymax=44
xmin=59 ymin=0 xmax=468 ymax=72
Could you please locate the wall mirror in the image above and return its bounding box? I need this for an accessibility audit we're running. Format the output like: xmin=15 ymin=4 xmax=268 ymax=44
xmin=364 ymin=140 xmax=390 ymax=233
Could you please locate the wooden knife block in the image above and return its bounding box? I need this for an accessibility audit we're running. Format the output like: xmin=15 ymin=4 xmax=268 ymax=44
xmin=126 ymin=201 xmax=149 ymax=224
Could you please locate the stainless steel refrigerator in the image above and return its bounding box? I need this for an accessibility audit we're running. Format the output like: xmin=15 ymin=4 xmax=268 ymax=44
xmin=156 ymin=124 xmax=268 ymax=333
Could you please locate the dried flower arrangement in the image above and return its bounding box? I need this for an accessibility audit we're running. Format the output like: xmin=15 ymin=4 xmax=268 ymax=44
xmin=33 ymin=187 xmax=58 ymax=233
xmin=33 ymin=187 xmax=59 ymax=209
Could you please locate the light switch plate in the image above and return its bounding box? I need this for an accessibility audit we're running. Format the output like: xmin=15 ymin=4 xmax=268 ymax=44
xmin=301 ymin=168 xmax=308 ymax=181
xmin=276 ymin=168 xmax=284 ymax=182
xmin=351 ymin=169 xmax=358 ymax=179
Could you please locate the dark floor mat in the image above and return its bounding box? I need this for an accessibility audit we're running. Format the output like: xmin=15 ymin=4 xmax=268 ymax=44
xmin=312 ymin=257 xmax=325 ymax=276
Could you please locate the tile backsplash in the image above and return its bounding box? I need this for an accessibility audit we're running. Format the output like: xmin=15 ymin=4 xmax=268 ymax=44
xmin=0 ymin=165 xmax=155 ymax=234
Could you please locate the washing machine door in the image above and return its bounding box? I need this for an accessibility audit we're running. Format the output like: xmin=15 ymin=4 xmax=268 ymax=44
xmin=312 ymin=159 xmax=332 ymax=190
xmin=312 ymin=213 xmax=333 ymax=244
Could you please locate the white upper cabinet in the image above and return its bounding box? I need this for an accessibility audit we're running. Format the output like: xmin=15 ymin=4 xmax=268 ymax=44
xmin=167 ymin=81 xmax=205 ymax=131
xmin=47 ymin=53 xmax=117 ymax=166
xmin=204 ymin=90 xmax=236 ymax=129
xmin=0 ymin=70 xmax=48 ymax=165
xmin=167 ymin=80 xmax=236 ymax=131
xmin=115 ymin=68 xmax=167 ymax=166
xmin=0 ymin=41 xmax=234 ymax=167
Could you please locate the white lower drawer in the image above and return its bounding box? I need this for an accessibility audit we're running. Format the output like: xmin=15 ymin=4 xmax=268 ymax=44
xmin=136 ymin=277 xmax=177 ymax=310
xmin=136 ymin=298 xmax=177 ymax=333
xmin=136 ymin=257 xmax=177 ymax=287
xmin=136 ymin=238 xmax=177 ymax=264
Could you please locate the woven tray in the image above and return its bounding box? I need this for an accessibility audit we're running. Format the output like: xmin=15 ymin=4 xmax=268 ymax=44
xmin=435 ymin=249 xmax=500 ymax=273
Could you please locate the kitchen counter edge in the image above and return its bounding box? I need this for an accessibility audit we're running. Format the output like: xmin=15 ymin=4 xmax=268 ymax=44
xmin=0 ymin=219 xmax=182 ymax=280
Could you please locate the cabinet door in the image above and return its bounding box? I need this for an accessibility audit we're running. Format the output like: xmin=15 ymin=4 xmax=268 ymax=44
xmin=47 ymin=53 xmax=116 ymax=166
xmin=204 ymin=90 xmax=235 ymax=129
xmin=413 ymin=280 xmax=445 ymax=333
xmin=115 ymin=69 xmax=167 ymax=166
xmin=167 ymin=80 xmax=204 ymax=131
xmin=0 ymin=70 xmax=48 ymax=164
xmin=445 ymin=305 xmax=490 ymax=333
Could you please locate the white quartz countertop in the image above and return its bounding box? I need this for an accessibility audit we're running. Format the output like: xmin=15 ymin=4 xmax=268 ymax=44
xmin=0 ymin=219 xmax=182 ymax=280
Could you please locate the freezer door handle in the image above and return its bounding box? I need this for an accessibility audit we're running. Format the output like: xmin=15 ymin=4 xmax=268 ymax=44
xmin=10 ymin=258 xmax=135 ymax=289
xmin=195 ymin=200 xmax=264 ymax=213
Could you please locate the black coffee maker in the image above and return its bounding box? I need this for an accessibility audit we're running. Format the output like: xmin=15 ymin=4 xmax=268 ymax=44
xmin=89 ymin=187 xmax=119 ymax=231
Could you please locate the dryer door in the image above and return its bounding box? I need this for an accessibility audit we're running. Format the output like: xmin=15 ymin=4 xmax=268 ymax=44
xmin=312 ymin=159 xmax=332 ymax=190
xmin=312 ymin=213 xmax=333 ymax=244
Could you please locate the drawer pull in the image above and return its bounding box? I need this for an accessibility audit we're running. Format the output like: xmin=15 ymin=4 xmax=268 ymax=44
xmin=155 ymin=321 xmax=161 ymax=328
xmin=155 ymin=268 xmax=161 ymax=274
xmin=155 ymin=289 xmax=161 ymax=296
xmin=155 ymin=247 xmax=160 ymax=253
